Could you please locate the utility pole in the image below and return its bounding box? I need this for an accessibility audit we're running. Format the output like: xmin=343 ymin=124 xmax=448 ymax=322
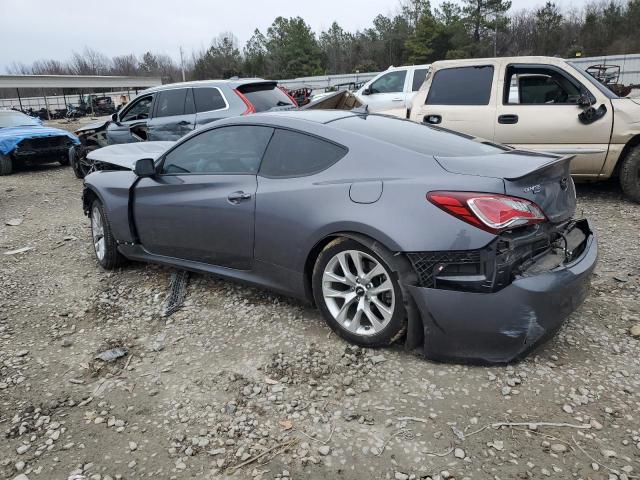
xmin=179 ymin=46 xmax=186 ymax=82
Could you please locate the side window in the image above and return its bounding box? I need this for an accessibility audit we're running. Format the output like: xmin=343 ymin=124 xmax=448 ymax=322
xmin=369 ymin=71 xmax=407 ymax=94
xmin=120 ymin=95 xmax=153 ymax=122
xmin=259 ymin=129 xmax=347 ymax=178
xmin=154 ymin=89 xmax=187 ymax=118
xmin=161 ymin=125 xmax=273 ymax=175
xmin=505 ymin=66 xmax=582 ymax=105
xmin=193 ymin=87 xmax=227 ymax=112
xmin=426 ymin=66 xmax=494 ymax=105
xmin=412 ymin=68 xmax=428 ymax=91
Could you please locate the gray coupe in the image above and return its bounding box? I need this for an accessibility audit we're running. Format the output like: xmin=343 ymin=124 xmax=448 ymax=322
xmin=82 ymin=110 xmax=597 ymax=363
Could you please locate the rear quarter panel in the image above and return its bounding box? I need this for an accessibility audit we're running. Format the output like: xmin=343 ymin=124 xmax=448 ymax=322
xmin=254 ymin=131 xmax=501 ymax=274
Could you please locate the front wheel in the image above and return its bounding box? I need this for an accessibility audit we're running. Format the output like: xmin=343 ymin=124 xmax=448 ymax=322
xmin=619 ymin=146 xmax=640 ymax=203
xmin=312 ymin=238 xmax=406 ymax=347
xmin=90 ymin=199 xmax=126 ymax=269
xmin=70 ymin=146 xmax=91 ymax=179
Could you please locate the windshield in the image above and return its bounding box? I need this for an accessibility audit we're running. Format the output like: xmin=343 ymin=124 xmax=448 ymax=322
xmin=0 ymin=111 xmax=41 ymax=128
xmin=569 ymin=62 xmax=619 ymax=99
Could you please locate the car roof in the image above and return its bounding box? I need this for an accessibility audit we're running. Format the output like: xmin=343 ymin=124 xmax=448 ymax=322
xmin=432 ymin=56 xmax=569 ymax=70
xmin=143 ymin=78 xmax=272 ymax=94
xmin=256 ymin=109 xmax=361 ymax=124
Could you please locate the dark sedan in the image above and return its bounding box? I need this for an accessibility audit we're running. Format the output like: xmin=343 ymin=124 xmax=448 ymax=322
xmin=0 ymin=110 xmax=79 ymax=175
xmin=82 ymin=110 xmax=597 ymax=363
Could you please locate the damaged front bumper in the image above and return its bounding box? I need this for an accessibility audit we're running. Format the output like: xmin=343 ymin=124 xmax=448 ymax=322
xmin=405 ymin=219 xmax=597 ymax=363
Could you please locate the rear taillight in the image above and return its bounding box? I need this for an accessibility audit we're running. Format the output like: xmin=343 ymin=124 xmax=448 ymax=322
xmin=234 ymin=89 xmax=256 ymax=115
xmin=427 ymin=191 xmax=545 ymax=233
xmin=278 ymin=86 xmax=299 ymax=107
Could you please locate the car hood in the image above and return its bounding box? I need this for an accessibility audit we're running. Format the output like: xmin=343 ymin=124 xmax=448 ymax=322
xmin=75 ymin=119 xmax=111 ymax=134
xmin=0 ymin=125 xmax=80 ymax=155
xmin=87 ymin=141 xmax=174 ymax=170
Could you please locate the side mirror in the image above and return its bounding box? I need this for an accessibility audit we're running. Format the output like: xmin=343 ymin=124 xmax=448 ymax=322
xmin=134 ymin=158 xmax=156 ymax=177
xmin=361 ymin=87 xmax=371 ymax=96
xmin=111 ymin=112 xmax=118 ymax=122
xmin=577 ymin=94 xmax=594 ymax=108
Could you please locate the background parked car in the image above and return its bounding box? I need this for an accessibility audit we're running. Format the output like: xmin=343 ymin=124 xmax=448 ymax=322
xmin=354 ymin=64 xmax=430 ymax=116
xmin=69 ymin=78 xmax=298 ymax=178
xmin=405 ymin=56 xmax=640 ymax=203
xmin=0 ymin=110 xmax=79 ymax=175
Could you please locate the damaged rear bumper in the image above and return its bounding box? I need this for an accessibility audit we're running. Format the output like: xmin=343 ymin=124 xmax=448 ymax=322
xmin=405 ymin=219 xmax=597 ymax=364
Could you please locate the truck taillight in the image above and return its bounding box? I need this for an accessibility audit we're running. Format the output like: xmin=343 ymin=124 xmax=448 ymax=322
xmin=427 ymin=191 xmax=546 ymax=233
xmin=234 ymin=89 xmax=256 ymax=115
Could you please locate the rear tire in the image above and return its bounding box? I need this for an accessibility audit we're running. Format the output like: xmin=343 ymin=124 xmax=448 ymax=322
xmin=0 ymin=154 xmax=12 ymax=175
xmin=312 ymin=238 xmax=406 ymax=347
xmin=620 ymin=145 xmax=640 ymax=203
xmin=90 ymin=199 xmax=126 ymax=270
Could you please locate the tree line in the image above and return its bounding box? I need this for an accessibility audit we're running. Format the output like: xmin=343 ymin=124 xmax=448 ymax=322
xmin=5 ymin=0 xmax=640 ymax=87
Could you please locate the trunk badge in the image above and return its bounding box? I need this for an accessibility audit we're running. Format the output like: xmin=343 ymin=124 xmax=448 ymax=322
xmin=523 ymin=184 xmax=542 ymax=194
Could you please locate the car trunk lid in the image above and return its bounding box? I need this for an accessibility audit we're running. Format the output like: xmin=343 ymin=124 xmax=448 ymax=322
xmin=434 ymin=150 xmax=576 ymax=223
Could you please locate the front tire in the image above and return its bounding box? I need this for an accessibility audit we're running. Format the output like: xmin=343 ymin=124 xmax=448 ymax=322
xmin=70 ymin=146 xmax=92 ymax=179
xmin=312 ymin=238 xmax=406 ymax=347
xmin=0 ymin=153 xmax=12 ymax=175
xmin=620 ymin=146 xmax=640 ymax=203
xmin=90 ymin=199 xmax=126 ymax=269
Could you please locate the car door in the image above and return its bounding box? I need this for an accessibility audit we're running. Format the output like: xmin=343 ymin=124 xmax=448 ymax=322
xmin=106 ymin=94 xmax=154 ymax=144
xmin=494 ymin=64 xmax=614 ymax=175
xmin=146 ymin=88 xmax=196 ymax=141
xmin=357 ymin=70 xmax=408 ymax=113
xmin=416 ymin=64 xmax=498 ymax=140
xmin=133 ymin=125 xmax=274 ymax=269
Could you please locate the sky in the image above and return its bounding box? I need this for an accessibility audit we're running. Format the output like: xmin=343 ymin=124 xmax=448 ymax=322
xmin=0 ymin=0 xmax=589 ymax=72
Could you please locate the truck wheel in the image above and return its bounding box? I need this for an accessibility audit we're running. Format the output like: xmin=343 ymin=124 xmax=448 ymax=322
xmin=0 ymin=154 xmax=12 ymax=175
xmin=90 ymin=199 xmax=127 ymax=269
xmin=620 ymin=146 xmax=640 ymax=203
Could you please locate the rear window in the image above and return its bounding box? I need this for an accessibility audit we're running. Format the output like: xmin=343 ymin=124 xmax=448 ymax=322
xmin=426 ymin=66 xmax=494 ymax=105
xmin=155 ymin=89 xmax=187 ymax=118
xmin=334 ymin=115 xmax=505 ymax=157
xmin=237 ymin=83 xmax=296 ymax=112
xmin=194 ymin=87 xmax=227 ymax=112
xmin=259 ymin=129 xmax=347 ymax=178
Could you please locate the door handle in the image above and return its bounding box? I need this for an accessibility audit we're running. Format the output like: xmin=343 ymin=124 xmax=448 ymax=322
xmin=177 ymin=120 xmax=190 ymax=126
xmin=227 ymin=191 xmax=252 ymax=204
xmin=423 ymin=114 xmax=442 ymax=125
xmin=391 ymin=98 xmax=403 ymax=101
xmin=498 ymin=114 xmax=519 ymax=124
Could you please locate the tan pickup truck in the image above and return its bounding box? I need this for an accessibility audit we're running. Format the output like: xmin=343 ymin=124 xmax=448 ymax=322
xmin=406 ymin=56 xmax=640 ymax=202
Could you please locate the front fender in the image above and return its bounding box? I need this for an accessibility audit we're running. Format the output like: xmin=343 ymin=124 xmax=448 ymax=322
xmin=83 ymin=170 xmax=138 ymax=243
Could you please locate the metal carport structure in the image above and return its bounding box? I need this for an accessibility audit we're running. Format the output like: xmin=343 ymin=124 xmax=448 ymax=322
xmin=0 ymin=74 xmax=162 ymax=118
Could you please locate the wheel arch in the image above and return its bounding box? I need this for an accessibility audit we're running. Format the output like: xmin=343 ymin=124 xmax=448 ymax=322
xmin=613 ymin=134 xmax=640 ymax=177
xmin=82 ymin=185 xmax=104 ymax=217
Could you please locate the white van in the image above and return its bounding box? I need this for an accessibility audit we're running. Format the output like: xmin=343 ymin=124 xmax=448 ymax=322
xmin=355 ymin=65 xmax=430 ymax=116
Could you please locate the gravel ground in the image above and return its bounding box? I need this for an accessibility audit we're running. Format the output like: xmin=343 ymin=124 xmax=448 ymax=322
xmin=0 ymin=163 xmax=639 ymax=480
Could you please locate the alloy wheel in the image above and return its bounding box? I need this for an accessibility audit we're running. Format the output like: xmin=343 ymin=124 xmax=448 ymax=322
xmin=321 ymin=249 xmax=395 ymax=336
xmin=91 ymin=206 xmax=106 ymax=261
